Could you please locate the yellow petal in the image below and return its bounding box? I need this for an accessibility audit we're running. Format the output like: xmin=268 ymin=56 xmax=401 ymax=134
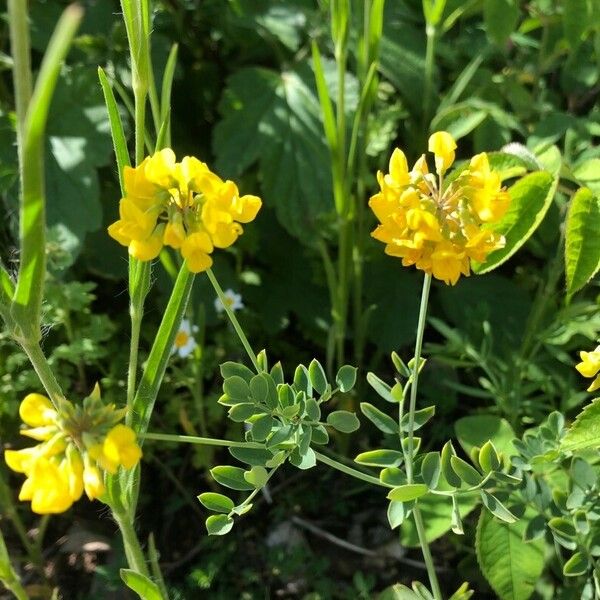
xmin=19 ymin=394 xmax=56 ymax=427
xmin=428 ymin=131 xmax=457 ymax=174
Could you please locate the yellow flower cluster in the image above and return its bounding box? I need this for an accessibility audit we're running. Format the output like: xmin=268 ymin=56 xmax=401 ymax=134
xmin=4 ymin=388 xmax=141 ymax=514
xmin=369 ymin=132 xmax=510 ymax=285
xmin=108 ymin=149 xmax=262 ymax=272
xmin=576 ymin=345 xmax=600 ymax=392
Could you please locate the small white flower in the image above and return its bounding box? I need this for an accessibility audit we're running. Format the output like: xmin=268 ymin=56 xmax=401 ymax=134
xmin=214 ymin=289 xmax=244 ymax=314
xmin=171 ymin=319 xmax=198 ymax=358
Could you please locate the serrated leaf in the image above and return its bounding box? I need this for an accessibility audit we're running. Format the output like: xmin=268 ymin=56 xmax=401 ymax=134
xmin=561 ymin=398 xmax=600 ymax=451
xmin=473 ymin=171 xmax=558 ymax=274
xmin=326 ymin=410 xmax=360 ymax=433
xmin=336 ymin=364 xmax=357 ymax=392
xmin=210 ymin=466 xmax=254 ymax=491
xmin=213 ymin=62 xmax=357 ymax=240
xmin=205 ymin=514 xmax=234 ymax=536
xmin=220 ymin=361 xmax=255 ymax=382
xmin=355 ymin=449 xmax=403 ymax=467
xmin=387 ymin=483 xmax=429 ymax=502
xmin=420 ymin=452 xmax=441 ymax=489
xmin=483 ymin=0 xmax=518 ymax=45
xmin=476 ymin=510 xmax=545 ymax=600
xmin=360 ymin=402 xmax=397 ymax=434
xmin=565 ymin=187 xmax=600 ymax=301
xmin=308 ymin=359 xmax=328 ymax=395
xmin=120 ymin=569 xmax=162 ymax=600
xmin=198 ymin=492 xmax=234 ymax=513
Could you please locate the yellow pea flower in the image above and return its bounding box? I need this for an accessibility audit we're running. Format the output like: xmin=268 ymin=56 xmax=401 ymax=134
xmin=428 ymin=131 xmax=457 ymax=175
xmin=19 ymin=393 xmax=57 ymax=427
xmin=108 ymin=149 xmax=261 ymax=270
xmin=576 ymin=345 xmax=600 ymax=392
xmin=103 ymin=425 xmax=142 ymax=471
xmin=83 ymin=457 xmax=105 ymax=500
xmin=25 ymin=457 xmax=74 ymax=515
xmin=369 ymin=132 xmax=509 ymax=285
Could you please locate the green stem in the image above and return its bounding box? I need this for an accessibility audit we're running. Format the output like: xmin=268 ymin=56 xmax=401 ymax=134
xmin=404 ymin=273 xmax=442 ymax=600
xmin=422 ymin=24 xmax=436 ymax=131
xmin=406 ymin=274 xmax=432 ymax=482
xmin=134 ymin=87 xmax=147 ymax=165
xmin=20 ymin=340 xmax=65 ymax=409
xmin=313 ymin=450 xmax=390 ymax=488
xmin=143 ymin=432 xmax=262 ymax=449
xmin=112 ymin=509 xmax=150 ymax=578
xmin=7 ymin=0 xmax=32 ymax=153
xmin=206 ymin=268 xmax=259 ymax=372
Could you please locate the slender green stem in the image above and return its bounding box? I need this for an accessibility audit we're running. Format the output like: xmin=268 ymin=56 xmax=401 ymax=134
xmin=404 ymin=273 xmax=442 ymax=600
xmin=313 ymin=450 xmax=391 ymax=488
xmin=206 ymin=268 xmax=260 ymax=372
xmin=406 ymin=274 xmax=432 ymax=482
xmin=422 ymin=24 xmax=436 ymax=131
xmin=413 ymin=507 xmax=443 ymax=599
xmin=20 ymin=340 xmax=65 ymax=409
xmin=143 ymin=432 xmax=262 ymax=449
xmin=112 ymin=509 xmax=150 ymax=578
xmin=134 ymin=88 xmax=147 ymax=165
xmin=7 ymin=0 xmax=32 ymax=152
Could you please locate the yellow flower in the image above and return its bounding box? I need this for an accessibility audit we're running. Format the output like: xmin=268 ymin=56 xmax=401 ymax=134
xmin=108 ymin=149 xmax=261 ymax=270
xmin=428 ymin=131 xmax=457 ymax=174
xmin=5 ymin=388 xmax=142 ymax=514
xmin=20 ymin=393 xmax=57 ymax=427
xmin=576 ymin=345 xmax=600 ymax=392
xmin=369 ymin=131 xmax=509 ymax=285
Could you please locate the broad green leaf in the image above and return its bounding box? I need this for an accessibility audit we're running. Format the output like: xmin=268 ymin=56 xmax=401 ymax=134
xmin=473 ymin=171 xmax=558 ymax=274
xmin=213 ymin=62 xmax=357 ymax=240
xmin=548 ymin=517 xmax=577 ymax=539
xmin=336 ymin=365 xmax=357 ymax=392
xmin=387 ymin=500 xmax=405 ymax=529
xmin=305 ymin=398 xmax=321 ymax=421
xmin=387 ymin=483 xmax=429 ymax=502
xmin=229 ymin=446 xmax=273 ymax=466
xmin=308 ymin=359 xmax=327 ymax=395
xmin=450 ymin=456 xmax=482 ymax=486
xmin=563 ymin=0 xmax=589 ymax=48
xmin=210 ymin=466 xmax=254 ymax=491
xmin=366 ymin=372 xmax=395 ymax=402
xmin=225 ymin=376 xmax=251 ymax=402
xmin=476 ymin=510 xmax=545 ymax=600
xmin=573 ymin=158 xmax=600 ymax=194
xmin=565 ymin=187 xmax=600 ymax=301
xmin=220 ymin=361 xmax=255 ymax=383
xmin=420 ymin=452 xmax=441 ymax=489
xmin=243 ymin=466 xmax=269 ymax=488
xmin=289 ymin=447 xmax=316 ymax=470
xmin=483 ymin=0 xmax=518 ymax=45
xmin=249 ymin=414 xmax=274 ymax=442
xmin=563 ymin=551 xmax=590 ymax=577
xmin=360 ymin=402 xmax=398 ymax=434
xmin=197 ymin=492 xmax=234 ymax=514
xmin=478 ymin=441 xmax=500 ymax=473
xmin=120 ymin=569 xmax=162 ymax=600
xmin=355 ymin=449 xmax=403 ymax=467
xmin=400 ymin=406 xmax=435 ymax=432
xmin=561 ymin=398 xmax=600 ymax=452
xmin=480 ymin=491 xmax=516 ymax=523
xmin=380 ymin=467 xmax=406 ymax=487
xmin=326 ymin=410 xmax=360 ymax=433
xmin=205 ymin=514 xmax=234 ymax=536
xmin=401 ymin=492 xmax=478 ymax=547
xmin=455 ymin=415 xmax=516 ymax=457
xmin=228 ymin=403 xmax=257 ymax=422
